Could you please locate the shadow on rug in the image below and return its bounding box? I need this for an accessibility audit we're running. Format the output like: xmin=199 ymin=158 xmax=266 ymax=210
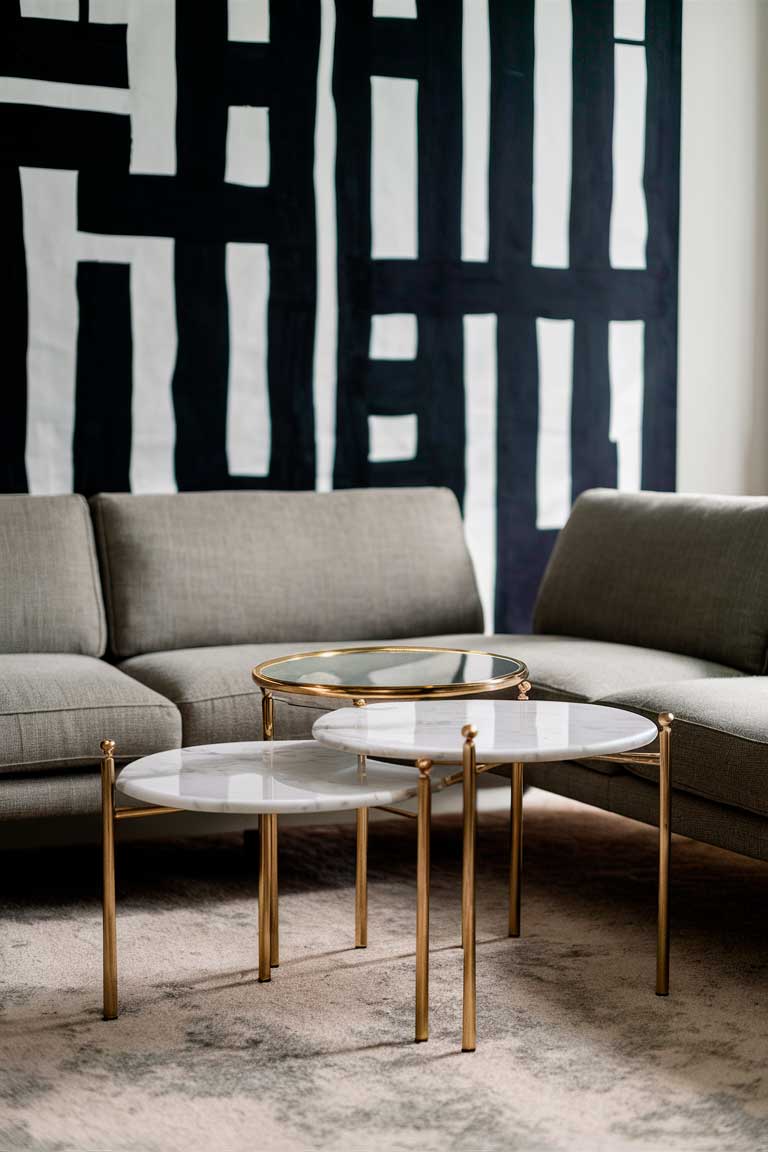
xmin=1 ymin=791 xmax=767 ymax=1152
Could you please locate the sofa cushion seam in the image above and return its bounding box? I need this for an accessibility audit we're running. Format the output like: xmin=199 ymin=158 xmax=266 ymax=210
xmin=4 ymin=702 xmax=180 ymax=717
xmin=529 ymin=680 xmax=587 ymax=700
xmin=91 ymin=498 xmax=120 ymax=660
xmin=0 ymin=753 xmax=176 ymax=771
xmin=169 ymin=690 xmax=261 ymax=705
xmin=78 ymin=494 xmax=108 ymax=659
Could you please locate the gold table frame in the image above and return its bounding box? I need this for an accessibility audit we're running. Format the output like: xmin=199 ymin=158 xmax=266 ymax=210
xmin=250 ymin=645 xmax=530 ymax=994
xmin=99 ymin=647 xmax=672 ymax=1053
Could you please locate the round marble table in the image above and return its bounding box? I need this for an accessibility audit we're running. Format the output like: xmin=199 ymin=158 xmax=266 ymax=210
xmin=311 ymin=699 xmax=658 ymax=763
xmin=313 ymin=700 xmax=663 ymax=1051
xmin=101 ymin=740 xmax=455 ymax=1020
xmin=117 ymin=740 xmax=452 ymax=813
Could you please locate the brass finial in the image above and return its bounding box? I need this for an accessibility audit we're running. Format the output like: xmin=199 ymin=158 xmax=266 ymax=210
xmin=462 ymin=724 xmax=478 ymax=741
xmin=658 ymin=712 xmax=674 ymax=729
xmin=100 ymin=739 xmax=116 ymax=756
xmin=416 ymin=758 xmax=432 ymax=775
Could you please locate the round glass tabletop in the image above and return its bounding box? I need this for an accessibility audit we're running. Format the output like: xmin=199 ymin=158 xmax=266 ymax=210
xmin=251 ymin=645 xmax=528 ymax=700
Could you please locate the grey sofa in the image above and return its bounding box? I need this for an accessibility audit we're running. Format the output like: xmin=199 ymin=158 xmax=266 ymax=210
xmin=2 ymin=486 xmax=768 ymax=865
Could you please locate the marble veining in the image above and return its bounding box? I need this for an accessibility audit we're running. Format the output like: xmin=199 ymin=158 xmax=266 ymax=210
xmin=117 ymin=740 xmax=455 ymax=814
xmin=312 ymin=700 xmax=658 ymax=764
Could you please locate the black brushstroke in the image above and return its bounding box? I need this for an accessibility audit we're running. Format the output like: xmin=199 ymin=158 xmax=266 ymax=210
xmin=73 ymin=262 xmax=131 ymax=496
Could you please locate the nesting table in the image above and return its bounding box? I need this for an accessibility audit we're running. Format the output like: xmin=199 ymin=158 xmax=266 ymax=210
xmin=313 ymin=699 xmax=663 ymax=1051
xmin=105 ymin=740 xmax=456 ymax=1020
xmin=99 ymin=647 xmax=673 ymax=1052
xmin=101 ymin=646 xmax=528 ymax=1026
xmin=250 ymin=646 xmax=529 ymax=970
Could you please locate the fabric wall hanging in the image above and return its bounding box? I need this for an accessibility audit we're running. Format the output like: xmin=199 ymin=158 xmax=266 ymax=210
xmin=0 ymin=0 xmax=681 ymax=629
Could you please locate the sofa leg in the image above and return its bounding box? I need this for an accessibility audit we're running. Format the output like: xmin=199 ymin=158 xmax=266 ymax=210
xmin=100 ymin=739 xmax=118 ymax=1020
xmin=656 ymin=713 xmax=673 ymax=996
xmin=509 ymin=762 xmax=524 ymax=937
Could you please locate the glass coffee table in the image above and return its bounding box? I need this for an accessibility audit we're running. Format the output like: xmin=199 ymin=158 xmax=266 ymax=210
xmin=251 ymin=647 xmax=530 ymax=976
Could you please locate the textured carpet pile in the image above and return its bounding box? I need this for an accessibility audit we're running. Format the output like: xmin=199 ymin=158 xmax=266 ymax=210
xmin=1 ymin=790 xmax=767 ymax=1152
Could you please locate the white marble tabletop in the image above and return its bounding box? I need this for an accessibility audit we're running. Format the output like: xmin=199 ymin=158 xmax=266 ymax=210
xmin=118 ymin=740 xmax=455 ymax=814
xmin=312 ymin=700 xmax=658 ymax=764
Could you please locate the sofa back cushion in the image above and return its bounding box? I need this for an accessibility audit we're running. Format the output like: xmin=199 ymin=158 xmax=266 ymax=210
xmin=0 ymin=495 xmax=106 ymax=656
xmin=533 ymin=488 xmax=768 ymax=674
xmin=92 ymin=488 xmax=483 ymax=659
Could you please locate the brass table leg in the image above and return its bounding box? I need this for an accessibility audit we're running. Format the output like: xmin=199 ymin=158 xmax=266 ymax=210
xmin=258 ymin=812 xmax=272 ymax=981
xmin=509 ymin=761 xmax=524 ymax=937
xmin=656 ymin=712 xmax=673 ymax=995
xmin=461 ymin=725 xmax=478 ymax=1052
xmin=353 ymin=700 xmax=368 ymax=949
xmin=101 ymin=739 xmax=118 ymax=1021
xmin=268 ymin=813 xmax=279 ymax=968
xmin=356 ymin=803 xmax=369 ymax=948
xmin=415 ymin=759 xmax=432 ymax=1042
xmin=262 ymin=690 xmax=279 ymax=968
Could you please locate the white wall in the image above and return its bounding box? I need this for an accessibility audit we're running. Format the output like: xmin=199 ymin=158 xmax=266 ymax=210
xmin=677 ymin=0 xmax=768 ymax=494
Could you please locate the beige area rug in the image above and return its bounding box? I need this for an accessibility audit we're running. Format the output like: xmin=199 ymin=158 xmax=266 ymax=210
xmin=1 ymin=790 xmax=768 ymax=1152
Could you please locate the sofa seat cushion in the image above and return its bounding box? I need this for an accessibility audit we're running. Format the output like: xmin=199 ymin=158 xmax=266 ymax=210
xmin=405 ymin=634 xmax=742 ymax=776
xmin=120 ymin=643 xmax=352 ymax=745
xmin=122 ymin=638 xmax=540 ymax=745
xmin=600 ymin=679 xmax=768 ymax=818
xmin=0 ymin=655 xmax=181 ymax=774
xmin=120 ymin=635 xmax=742 ymax=751
xmin=410 ymin=634 xmax=742 ymax=701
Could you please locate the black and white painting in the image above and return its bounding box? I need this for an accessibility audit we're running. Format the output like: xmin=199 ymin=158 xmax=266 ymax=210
xmin=0 ymin=0 xmax=681 ymax=628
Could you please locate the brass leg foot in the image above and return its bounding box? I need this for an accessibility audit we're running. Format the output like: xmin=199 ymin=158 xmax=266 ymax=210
xmin=415 ymin=760 xmax=431 ymax=1042
xmin=461 ymin=727 xmax=477 ymax=1052
xmin=509 ymin=762 xmax=523 ymax=937
xmin=258 ymin=813 xmax=272 ymax=982
xmin=101 ymin=739 xmax=118 ymax=1020
xmin=656 ymin=713 xmax=673 ymax=995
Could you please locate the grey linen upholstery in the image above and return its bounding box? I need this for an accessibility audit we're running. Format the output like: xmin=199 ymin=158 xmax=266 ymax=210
xmin=92 ymin=489 xmax=483 ymax=660
xmin=0 ymin=494 xmax=106 ymax=656
xmin=119 ymin=633 xmax=740 ymax=749
xmin=122 ymin=642 xmax=379 ymax=745
xmin=0 ymin=654 xmax=181 ymax=774
xmin=519 ymin=760 xmax=768 ymax=861
xmin=601 ymin=679 xmax=768 ymax=818
xmin=1 ymin=771 xmax=106 ymax=821
xmin=533 ymin=489 xmax=768 ymax=673
xmin=406 ymin=634 xmax=741 ymax=700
